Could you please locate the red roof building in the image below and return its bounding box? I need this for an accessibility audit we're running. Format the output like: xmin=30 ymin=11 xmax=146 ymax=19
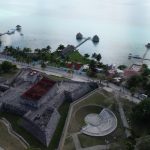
xmin=66 ymin=62 xmax=82 ymax=70
xmin=22 ymin=77 xmax=56 ymax=101
xmin=123 ymin=69 xmax=139 ymax=78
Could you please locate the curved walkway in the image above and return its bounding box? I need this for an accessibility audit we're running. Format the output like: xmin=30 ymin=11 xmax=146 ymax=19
xmin=58 ymin=89 xmax=99 ymax=150
xmin=0 ymin=146 xmax=4 ymax=150
xmin=0 ymin=118 xmax=29 ymax=149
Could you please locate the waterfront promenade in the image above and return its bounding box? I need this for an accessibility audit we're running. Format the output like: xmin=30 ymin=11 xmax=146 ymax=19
xmin=0 ymin=54 xmax=140 ymax=104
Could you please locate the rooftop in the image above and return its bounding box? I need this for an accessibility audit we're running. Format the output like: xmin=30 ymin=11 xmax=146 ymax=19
xmin=22 ymin=77 xmax=56 ymax=101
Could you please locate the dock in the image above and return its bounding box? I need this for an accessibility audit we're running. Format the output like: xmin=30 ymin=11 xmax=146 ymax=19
xmin=0 ymin=29 xmax=16 ymax=36
xmin=75 ymin=37 xmax=91 ymax=49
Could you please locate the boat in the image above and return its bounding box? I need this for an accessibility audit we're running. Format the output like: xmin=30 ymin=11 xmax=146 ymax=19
xmin=133 ymin=55 xmax=141 ymax=59
xmin=128 ymin=53 xmax=132 ymax=59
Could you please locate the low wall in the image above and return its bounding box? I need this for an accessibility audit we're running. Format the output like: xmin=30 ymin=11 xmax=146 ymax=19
xmin=21 ymin=109 xmax=60 ymax=147
xmin=2 ymin=103 xmax=26 ymax=116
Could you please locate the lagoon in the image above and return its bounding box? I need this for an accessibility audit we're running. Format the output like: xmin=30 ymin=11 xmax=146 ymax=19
xmin=0 ymin=0 xmax=150 ymax=66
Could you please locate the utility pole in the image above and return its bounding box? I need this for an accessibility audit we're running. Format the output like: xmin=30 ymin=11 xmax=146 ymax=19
xmin=141 ymin=43 xmax=150 ymax=65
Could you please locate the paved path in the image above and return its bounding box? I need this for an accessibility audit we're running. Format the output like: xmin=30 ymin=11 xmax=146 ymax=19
xmin=72 ymin=133 xmax=81 ymax=150
xmin=115 ymin=93 xmax=131 ymax=138
xmin=80 ymin=145 xmax=109 ymax=150
xmin=72 ymin=132 xmax=109 ymax=150
xmin=58 ymin=89 xmax=99 ymax=150
xmin=0 ymin=147 xmax=4 ymax=150
xmin=0 ymin=118 xmax=29 ymax=149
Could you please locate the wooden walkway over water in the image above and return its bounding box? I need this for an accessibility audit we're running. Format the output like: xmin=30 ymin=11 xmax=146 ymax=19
xmin=130 ymin=56 xmax=150 ymax=61
xmin=0 ymin=29 xmax=16 ymax=36
xmin=75 ymin=37 xmax=91 ymax=49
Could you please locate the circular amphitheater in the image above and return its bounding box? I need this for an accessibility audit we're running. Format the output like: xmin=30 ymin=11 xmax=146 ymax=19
xmin=81 ymin=108 xmax=117 ymax=136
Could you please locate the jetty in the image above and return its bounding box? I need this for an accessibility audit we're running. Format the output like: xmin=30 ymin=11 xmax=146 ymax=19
xmin=128 ymin=55 xmax=150 ymax=61
xmin=0 ymin=25 xmax=22 ymax=37
xmin=128 ymin=43 xmax=150 ymax=63
xmin=75 ymin=37 xmax=91 ymax=49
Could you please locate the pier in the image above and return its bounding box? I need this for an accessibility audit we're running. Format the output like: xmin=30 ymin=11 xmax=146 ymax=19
xmin=0 ymin=25 xmax=22 ymax=37
xmin=128 ymin=44 xmax=150 ymax=63
xmin=0 ymin=33 xmax=7 ymax=36
xmin=0 ymin=30 xmax=16 ymax=36
xmin=129 ymin=55 xmax=150 ymax=61
xmin=75 ymin=37 xmax=91 ymax=49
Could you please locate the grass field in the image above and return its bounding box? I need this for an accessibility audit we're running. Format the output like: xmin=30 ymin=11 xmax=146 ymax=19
xmin=68 ymin=51 xmax=90 ymax=64
xmin=68 ymin=105 xmax=102 ymax=133
xmin=0 ymin=69 xmax=19 ymax=79
xmin=0 ymin=101 xmax=70 ymax=150
xmin=0 ymin=121 xmax=26 ymax=150
xmin=68 ymin=91 xmax=116 ymax=135
xmin=48 ymin=74 xmax=69 ymax=81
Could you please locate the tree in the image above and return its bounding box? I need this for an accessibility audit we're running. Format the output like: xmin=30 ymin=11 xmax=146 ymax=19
xmin=127 ymin=75 xmax=143 ymax=90
xmin=96 ymin=53 xmax=101 ymax=62
xmin=46 ymin=45 xmax=51 ymax=52
xmin=97 ymin=73 xmax=105 ymax=84
xmin=84 ymin=53 xmax=90 ymax=59
xmin=131 ymin=99 xmax=150 ymax=124
xmin=23 ymin=48 xmax=31 ymax=53
xmin=92 ymin=53 xmax=97 ymax=59
xmin=41 ymin=62 xmax=46 ymax=68
xmin=0 ymin=61 xmax=17 ymax=73
xmin=57 ymin=44 xmax=65 ymax=51
xmin=87 ymin=60 xmax=97 ymax=77
xmin=142 ymin=67 xmax=150 ymax=76
xmin=118 ymin=65 xmax=127 ymax=70
xmin=136 ymin=135 xmax=150 ymax=150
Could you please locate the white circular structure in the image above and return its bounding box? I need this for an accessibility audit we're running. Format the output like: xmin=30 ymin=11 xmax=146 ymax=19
xmin=81 ymin=108 xmax=117 ymax=136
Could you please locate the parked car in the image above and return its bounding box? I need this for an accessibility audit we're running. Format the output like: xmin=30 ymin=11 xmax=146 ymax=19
xmin=138 ymin=94 xmax=148 ymax=100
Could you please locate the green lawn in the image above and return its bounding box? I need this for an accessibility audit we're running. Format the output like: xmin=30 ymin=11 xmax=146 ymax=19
xmin=48 ymin=74 xmax=69 ymax=81
xmin=68 ymin=51 xmax=90 ymax=64
xmin=78 ymin=133 xmax=106 ymax=147
xmin=0 ymin=69 xmax=19 ymax=79
xmin=0 ymin=121 xmax=26 ymax=150
xmin=73 ymin=91 xmax=114 ymax=112
xmin=0 ymin=101 xmax=70 ymax=150
xmin=63 ymin=137 xmax=76 ymax=150
xmin=68 ymin=105 xmax=102 ymax=133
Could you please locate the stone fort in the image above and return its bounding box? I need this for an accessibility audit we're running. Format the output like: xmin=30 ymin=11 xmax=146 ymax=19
xmin=0 ymin=68 xmax=98 ymax=146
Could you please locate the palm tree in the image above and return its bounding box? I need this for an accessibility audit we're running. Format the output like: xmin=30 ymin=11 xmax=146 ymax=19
xmin=46 ymin=45 xmax=51 ymax=52
xmin=57 ymin=44 xmax=65 ymax=51
xmin=96 ymin=53 xmax=102 ymax=62
xmin=97 ymin=73 xmax=105 ymax=84
xmin=92 ymin=53 xmax=97 ymax=59
xmin=84 ymin=53 xmax=90 ymax=59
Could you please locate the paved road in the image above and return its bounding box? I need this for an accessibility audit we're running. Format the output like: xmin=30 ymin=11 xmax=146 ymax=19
xmin=72 ymin=133 xmax=81 ymax=150
xmin=102 ymin=82 xmax=140 ymax=103
xmin=0 ymin=55 xmax=90 ymax=82
xmin=0 ymin=55 xmax=141 ymax=104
